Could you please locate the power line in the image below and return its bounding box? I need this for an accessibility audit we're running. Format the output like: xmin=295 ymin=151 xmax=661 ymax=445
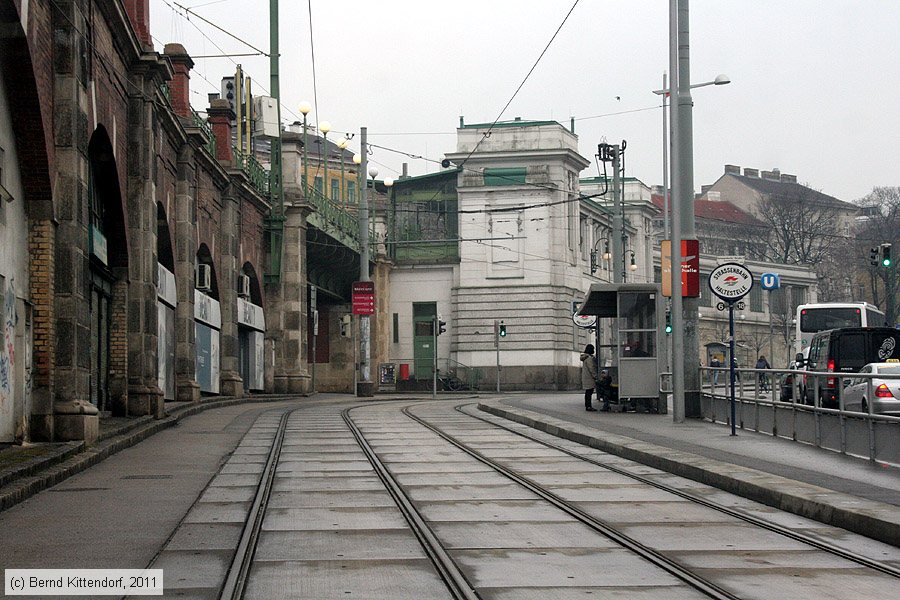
xmin=173 ymin=1 xmax=268 ymax=56
xmin=456 ymin=0 xmax=581 ymax=170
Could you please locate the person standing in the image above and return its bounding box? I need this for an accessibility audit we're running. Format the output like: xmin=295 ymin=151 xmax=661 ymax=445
xmin=581 ymin=344 xmax=599 ymax=411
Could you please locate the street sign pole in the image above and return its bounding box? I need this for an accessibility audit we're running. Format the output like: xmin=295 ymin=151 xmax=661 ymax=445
xmin=433 ymin=316 xmax=438 ymax=400
xmin=728 ymin=300 xmax=737 ymax=436
xmin=310 ymin=285 xmax=317 ymax=393
xmin=709 ymin=262 xmax=755 ymax=437
xmin=493 ymin=320 xmax=501 ymax=393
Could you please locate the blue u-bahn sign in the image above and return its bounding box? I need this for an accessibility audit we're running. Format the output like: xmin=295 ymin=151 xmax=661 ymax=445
xmin=760 ymin=272 xmax=781 ymax=290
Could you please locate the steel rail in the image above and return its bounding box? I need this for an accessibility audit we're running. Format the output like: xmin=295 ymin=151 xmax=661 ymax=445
xmin=341 ymin=408 xmax=480 ymax=600
xmin=220 ymin=410 xmax=291 ymax=600
xmin=401 ymin=407 xmax=740 ymax=600
xmin=452 ymin=403 xmax=900 ymax=579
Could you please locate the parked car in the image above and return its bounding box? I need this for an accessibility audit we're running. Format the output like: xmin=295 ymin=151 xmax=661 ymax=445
xmin=802 ymin=327 xmax=900 ymax=407
xmin=842 ymin=363 xmax=900 ymax=415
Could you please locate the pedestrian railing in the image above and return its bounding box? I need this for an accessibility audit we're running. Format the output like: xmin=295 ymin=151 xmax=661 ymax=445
xmin=699 ymin=366 xmax=900 ymax=464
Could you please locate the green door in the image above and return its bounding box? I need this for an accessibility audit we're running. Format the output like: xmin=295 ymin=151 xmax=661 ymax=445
xmin=413 ymin=302 xmax=436 ymax=380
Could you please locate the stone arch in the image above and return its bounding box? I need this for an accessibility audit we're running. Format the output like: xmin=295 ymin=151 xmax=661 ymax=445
xmin=0 ymin=0 xmax=53 ymax=220
xmin=88 ymin=126 xmax=129 ymax=271
xmin=86 ymin=126 xmax=129 ymax=413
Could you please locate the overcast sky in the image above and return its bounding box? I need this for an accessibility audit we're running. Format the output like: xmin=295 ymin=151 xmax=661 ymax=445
xmin=150 ymin=0 xmax=900 ymax=202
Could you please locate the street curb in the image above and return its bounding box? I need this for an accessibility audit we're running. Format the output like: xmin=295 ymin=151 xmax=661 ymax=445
xmin=478 ymin=400 xmax=900 ymax=547
xmin=0 ymin=395 xmax=304 ymax=513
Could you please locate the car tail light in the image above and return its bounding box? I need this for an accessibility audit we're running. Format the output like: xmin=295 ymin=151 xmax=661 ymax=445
xmin=826 ymin=359 xmax=836 ymax=387
xmin=875 ymin=384 xmax=893 ymax=398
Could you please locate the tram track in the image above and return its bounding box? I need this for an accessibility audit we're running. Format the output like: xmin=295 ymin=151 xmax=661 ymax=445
xmin=446 ymin=402 xmax=900 ymax=579
xmin=220 ymin=410 xmax=291 ymax=600
xmin=218 ymin=401 xmax=898 ymax=599
xmin=397 ymin=406 xmax=740 ymax=600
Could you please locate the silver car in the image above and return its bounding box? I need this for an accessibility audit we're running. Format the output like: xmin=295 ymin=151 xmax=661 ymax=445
xmin=842 ymin=363 xmax=900 ymax=415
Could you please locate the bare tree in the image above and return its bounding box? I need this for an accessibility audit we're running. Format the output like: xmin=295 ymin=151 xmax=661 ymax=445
xmin=754 ymin=187 xmax=852 ymax=301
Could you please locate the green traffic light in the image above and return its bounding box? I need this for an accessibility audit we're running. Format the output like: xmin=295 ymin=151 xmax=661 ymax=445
xmin=665 ymin=325 xmax=673 ymax=334
xmin=884 ymin=258 xmax=892 ymax=267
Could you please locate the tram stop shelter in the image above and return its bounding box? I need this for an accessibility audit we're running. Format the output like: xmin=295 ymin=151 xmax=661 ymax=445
xmin=577 ymin=283 xmax=666 ymax=413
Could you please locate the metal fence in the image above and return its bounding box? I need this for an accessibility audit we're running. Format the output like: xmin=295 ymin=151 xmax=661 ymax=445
xmin=699 ymin=366 xmax=900 ymax=464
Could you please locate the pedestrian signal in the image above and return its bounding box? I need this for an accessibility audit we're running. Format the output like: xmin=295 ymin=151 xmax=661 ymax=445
xmin=499 ymin=321 xmax=507 ymax=337
xmin=340 ymin=315 xmax=352 ymax=338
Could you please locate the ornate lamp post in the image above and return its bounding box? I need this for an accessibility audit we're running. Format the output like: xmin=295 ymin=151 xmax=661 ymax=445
xmin=319 ymin=120 xmax=331 ymax=200
xmin=298 ymin=101 xmax=311 ymax=193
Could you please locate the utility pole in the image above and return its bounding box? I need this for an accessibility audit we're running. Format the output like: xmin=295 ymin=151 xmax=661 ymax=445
xmin=357 ymin=127 xmax=372 ymax=396
xmin=668 ymin=0 xmax=684 ymax=422
xmin=266 ymin=0 xmax=284 ymax=283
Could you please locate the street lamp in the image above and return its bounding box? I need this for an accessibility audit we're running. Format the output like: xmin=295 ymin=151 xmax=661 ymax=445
xmin=319 ymin=120 xmax=332 ymax=201
xmin=652 ymin=74 xmax=729 ymax=239
xmin=628 ymin=250 xmax=638 ymax=272
xmin=590 ymin=237 xmax=611 ymax=275
xmin=338 ymin=136 xmax=351 ymax=207
xmin=298 ymin=101 xmax=312 ymax=192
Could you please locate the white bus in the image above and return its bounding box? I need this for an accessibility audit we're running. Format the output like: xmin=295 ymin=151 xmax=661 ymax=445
xmin=795 ymin=302 xmax=887 ymax=354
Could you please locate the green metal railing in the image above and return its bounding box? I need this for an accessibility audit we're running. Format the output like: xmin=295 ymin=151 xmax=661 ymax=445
xmin=191 ymin=109 xmax=216 ymax=157
xmin=233 ymin=146 xmax=270 ymax=197
xmin=303 ymin=184 xmax=384 ymax=253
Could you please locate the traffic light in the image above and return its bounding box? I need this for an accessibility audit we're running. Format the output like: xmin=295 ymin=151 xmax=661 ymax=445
xmin=870 ymin=247 xmax=880 ymax=266
xmin=499 ymin=321 xmax=507 ymax=337
xmin=437 ymin=318 xmax=447 ymax=336
xmin=590 ymin=250 xmax=598 ymax=274
xmin=881 ymin=243 xmax=892 ymax=267
xmin=339 ymin=315 xmax=352 ymax=338
xmin=665 ymin=310 xmax=672 ymax=334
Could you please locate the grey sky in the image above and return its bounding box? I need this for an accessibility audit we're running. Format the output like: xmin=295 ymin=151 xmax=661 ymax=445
xmin=150 ymin=0 xmax=900 ymax=202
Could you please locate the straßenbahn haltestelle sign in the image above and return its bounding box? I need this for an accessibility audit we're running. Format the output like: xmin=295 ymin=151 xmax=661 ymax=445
xmin=708 ymin=263 xmax=754 ymax=302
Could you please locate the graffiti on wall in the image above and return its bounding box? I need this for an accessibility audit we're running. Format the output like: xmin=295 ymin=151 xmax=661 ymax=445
xmin=0 ymin=277 xmax=15 ymax=405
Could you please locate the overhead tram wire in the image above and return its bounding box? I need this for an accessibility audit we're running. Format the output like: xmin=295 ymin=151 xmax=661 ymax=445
xmin=162 ymin=0 xmax=303 ymax=123
xmin=455 ymin=0 xmax=581 ymax=171
xmin=368 ymin=141 xmax=613 ymax=214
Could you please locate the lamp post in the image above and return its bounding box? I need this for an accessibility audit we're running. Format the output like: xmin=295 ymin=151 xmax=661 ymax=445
xmin=338 ymin=136 xmax=351 ymax=207
xmin=298 ymin=101 xmax=311 ymax=193
xmin=590 ymin=236 xmax=611 ymax=275
xmin=319 ymin=120 xmax=331 ymax=200
xmin=652 ymin=73 xmax=729 ymax=239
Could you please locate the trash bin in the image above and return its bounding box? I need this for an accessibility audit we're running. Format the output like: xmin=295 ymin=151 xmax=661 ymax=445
xmin=399 ymin=363 xmax=410 ymax=381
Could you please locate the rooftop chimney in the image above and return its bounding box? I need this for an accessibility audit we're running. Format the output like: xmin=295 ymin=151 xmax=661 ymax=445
xmin=780 ymin=173 xmax=797 ymax=183
xmin=743 ymin=168 xmax=759 ymax=178
xmin=124 ymin=0 xmax=152 ymax=48
xmin=724 ymin=164 xmax=741 ymax=175
xmin=761 ymin=170 xmax=780 ymax=181
xmin=163 ymin=44 xmax=193 ymax=119
xmin=206 ymin=99 xmax=235 ymax=163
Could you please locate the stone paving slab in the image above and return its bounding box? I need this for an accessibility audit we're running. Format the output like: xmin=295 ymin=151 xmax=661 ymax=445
xmin=254 ymin=529 xmax=427 ymax=561
xmin=243 ymin=559 xmax=452 ymax=600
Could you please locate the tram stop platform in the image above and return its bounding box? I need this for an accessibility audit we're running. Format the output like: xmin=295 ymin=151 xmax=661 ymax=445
xmin=478 ymin=394 xmax=900 ymax=548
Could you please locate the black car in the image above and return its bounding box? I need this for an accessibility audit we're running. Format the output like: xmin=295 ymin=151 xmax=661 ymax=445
xmin=802 ymin=327 xmax=900 ymax=407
